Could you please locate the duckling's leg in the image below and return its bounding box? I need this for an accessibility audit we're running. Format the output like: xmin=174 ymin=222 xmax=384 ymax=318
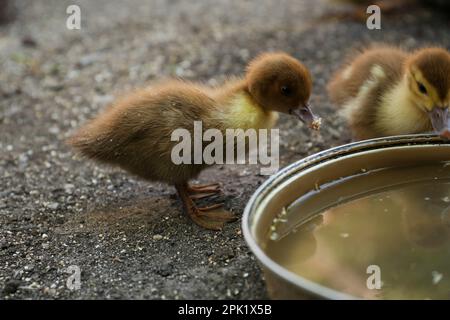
xmin=188 ymin=183 xmax=221 ymax=193
xmin=175 ymin=183 xmax=237 ymax=230
xmin=187 ymin=183 xmax=221 ymax=200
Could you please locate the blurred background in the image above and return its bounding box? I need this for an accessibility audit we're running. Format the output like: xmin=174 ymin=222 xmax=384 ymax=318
xmin=0 ymin=0 xmax=449 ymax=299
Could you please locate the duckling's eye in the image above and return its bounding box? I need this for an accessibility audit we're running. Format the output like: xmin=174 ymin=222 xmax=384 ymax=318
xmin=417 ymin=82 xmax=428 ymax=95
xmin=281 ymin=86 xmax=291 ymax=96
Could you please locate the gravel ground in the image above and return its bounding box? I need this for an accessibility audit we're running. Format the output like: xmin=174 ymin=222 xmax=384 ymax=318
xmin=1 ymin=0 xmax=449 ymax=300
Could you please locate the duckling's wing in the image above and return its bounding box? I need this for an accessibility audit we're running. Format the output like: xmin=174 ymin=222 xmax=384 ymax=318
xmin=70 ymin=83 xmax=214 ymax=156
xmin=68 ymin=82 xmax=217 ymax=182
xmin=328 ymin=45 xmax=407 ymax=106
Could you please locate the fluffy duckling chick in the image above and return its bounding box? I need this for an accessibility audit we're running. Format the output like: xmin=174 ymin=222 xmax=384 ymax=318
xmin=328 ymin=46 xmax=450 ymax=140
xmin=69 ymin=52 xmax=317 ymax=230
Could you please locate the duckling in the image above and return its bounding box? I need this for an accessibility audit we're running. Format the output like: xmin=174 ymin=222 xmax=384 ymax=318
xmin=69 ymin=52 xmax=318 ymax=230
xmin=328 ymin=46 xmax=450 ymax=140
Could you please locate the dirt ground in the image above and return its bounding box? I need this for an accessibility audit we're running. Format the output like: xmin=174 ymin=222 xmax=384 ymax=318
xmin=1 ymin=0 xmax=449 ymax=299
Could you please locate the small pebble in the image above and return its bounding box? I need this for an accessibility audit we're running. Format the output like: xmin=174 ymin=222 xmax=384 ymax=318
xmin=153 ymin=234 xmax=163 ymax=241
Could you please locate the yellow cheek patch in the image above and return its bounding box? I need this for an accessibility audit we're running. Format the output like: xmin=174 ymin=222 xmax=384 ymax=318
xmin=222 ymin=93 xmax=278 ymax=130
xmin=411 ymin=68 xmax=441 ymax=110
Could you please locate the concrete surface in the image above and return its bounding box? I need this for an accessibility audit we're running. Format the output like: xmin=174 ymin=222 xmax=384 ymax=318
xmin=1 ymin=0 xmax=449 ymax=299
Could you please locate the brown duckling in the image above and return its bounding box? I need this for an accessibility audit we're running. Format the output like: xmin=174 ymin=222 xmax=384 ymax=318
xmin=328 ymin=46 xmax=450 ymax=140
xmin=69 ymin=52 xmax=318 ymax=230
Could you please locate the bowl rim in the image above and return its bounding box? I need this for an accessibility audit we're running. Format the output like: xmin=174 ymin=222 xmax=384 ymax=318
xmin=242 ymin=133 xmax=450 ymax=300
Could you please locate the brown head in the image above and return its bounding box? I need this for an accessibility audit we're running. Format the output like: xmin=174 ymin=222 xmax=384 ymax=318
xmin=405 ymin=47 xmax=450 ymax=135
xmin=246 ymin=52 xmax=316 ymax=125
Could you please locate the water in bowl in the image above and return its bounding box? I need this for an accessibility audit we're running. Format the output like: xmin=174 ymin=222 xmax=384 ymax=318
xmin=265 ymin=163 xmax=450 ymax=299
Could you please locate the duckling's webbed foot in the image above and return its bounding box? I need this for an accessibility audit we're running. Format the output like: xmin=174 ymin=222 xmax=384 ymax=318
xmin=176 ymin=183 xmax=236 ymax=230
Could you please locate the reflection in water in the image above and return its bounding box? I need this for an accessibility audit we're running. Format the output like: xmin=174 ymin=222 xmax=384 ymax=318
xmin=266 ymin=164 xmax=450 ymax=299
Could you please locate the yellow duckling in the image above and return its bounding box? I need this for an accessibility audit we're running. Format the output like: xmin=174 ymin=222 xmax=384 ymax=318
xmin=328 ymin=45 xmax=450 ymax=140
xmin=69 ymin=52 xmax=318 ymax=230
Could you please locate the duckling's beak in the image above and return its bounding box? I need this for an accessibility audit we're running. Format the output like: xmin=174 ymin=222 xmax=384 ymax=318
xmin=289 ymin=104 xmax=315 ymax=125
xmin=428 ymin=107 xmax=450 ymax=138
